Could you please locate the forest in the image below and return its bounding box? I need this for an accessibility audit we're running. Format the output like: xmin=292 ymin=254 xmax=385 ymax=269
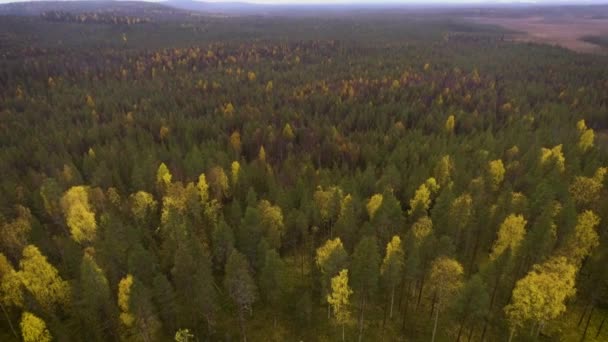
xmin=0 ymin=3 xmax=608 ymax=341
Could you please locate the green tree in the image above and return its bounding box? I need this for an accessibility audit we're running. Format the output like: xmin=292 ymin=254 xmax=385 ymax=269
xmin=224 ymin=250 xmax=257 ymax=342
xmin=171 ymin=240 xmax=217 ymax=334
xmin=76 ymin=250 xmax=116 ymax=342
xmin=258 ymin=249 xmax=289 ymax=326
xmin=452 ymin=274 xmax=489 ymax=342
xmin=351 ymin=236 xmax=380 ymax=342
xmin=117 ymin=274 xmax=161 ymax=342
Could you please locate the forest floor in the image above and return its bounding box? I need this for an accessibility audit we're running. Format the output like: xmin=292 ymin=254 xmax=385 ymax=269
xmin=466 ymin=15 xmax=608 ymax=54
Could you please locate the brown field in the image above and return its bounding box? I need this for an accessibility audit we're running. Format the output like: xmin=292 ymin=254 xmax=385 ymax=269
xmin=467 ymin=15 xmax=608 ymax=53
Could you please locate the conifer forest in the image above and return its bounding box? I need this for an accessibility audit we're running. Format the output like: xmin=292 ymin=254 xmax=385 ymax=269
xmin=0 ymin=2 xmax=608 ymax=341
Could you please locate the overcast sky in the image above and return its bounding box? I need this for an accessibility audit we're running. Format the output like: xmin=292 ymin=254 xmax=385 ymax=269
xmin=0 ymin=0 xmax=606 ymax=4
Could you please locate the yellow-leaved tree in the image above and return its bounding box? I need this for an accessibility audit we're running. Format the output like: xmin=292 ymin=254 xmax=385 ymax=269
xmin=563 ymin=210 xmax=600 ymax=264
xmin=18 ymin=245 xmax=70 ymax=313
xmin=505 ymin=256 xmax=577 ymax=341
xmin=408 ymin=178 xmax=440 ymax=217
xmin=445 ymin=115 xmax=455 ymax=134
xmin=20 ymin=312 xmax=52 ymax=342
xmin=540 ymin=145 xmax=565 ymax=173
xmin=366 ymin=194 xmax=383 ymax=220
xmin=488 ymin=159 xmax=506 ymax=190
xmin=576 ymin=119 xmax=594 ymax=152
xmin=61 ymin=186 xmax=97 ymax=243
xmin=327 ymin=269 xmax=353 ymax=342
xmin=428 ymin=256 xmax=464 ymax=342
xmin=490 ymin=214 xmax=527 ymax=260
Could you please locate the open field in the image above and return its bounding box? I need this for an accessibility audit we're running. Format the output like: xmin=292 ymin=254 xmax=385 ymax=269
xmin=466 ymin=11 xmax=608 ymax=53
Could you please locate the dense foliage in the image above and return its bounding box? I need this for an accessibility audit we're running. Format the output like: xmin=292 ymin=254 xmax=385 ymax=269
xmin=1 ymin=8 xmax=607 ymax=341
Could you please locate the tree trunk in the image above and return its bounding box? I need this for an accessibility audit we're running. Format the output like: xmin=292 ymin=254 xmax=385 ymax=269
xmin=508 ymin=328 xmax=515 ymax=342
xmin=401 ymin=286 xmax=410 ymax=331
xmin=342 ymin=323 xmax=345 ymax=342
xmin=358 ymin=296 xmax=367 ymax=342
xmin=415 ymin=276 xmax=426 ymax=312
xmin=596 ymin=317 xmax=605 ymax=338
xmin=0 ymin=303 xmax=18 ymax=339
xmin=430 ymin=293 xmax=437 ymax=319
xmin=467 ymin=325 xmax=474 ymax=342
xmin=238 ymin=309 xmax=247 ymax=342
xmin=581 ymin=306 xmax=594 ymax=341
xmin=390 ymin=286 xmax=396 ymax=319
xmin=480 ymin=321 xmax=488 ymax=342
xmin=431 ymin=307 xmax=440 ymax=342
xmin=456 ymin=321 xmax=465 ymax=342
xmin=578 ymin=305 xmax=589 ymax=327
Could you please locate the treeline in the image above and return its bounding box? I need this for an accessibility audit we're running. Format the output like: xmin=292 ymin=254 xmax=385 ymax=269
xmin=41 ymin=11 xmax=151 ymax=25
xmin=0 ymin=13 xmax=607 ymax=342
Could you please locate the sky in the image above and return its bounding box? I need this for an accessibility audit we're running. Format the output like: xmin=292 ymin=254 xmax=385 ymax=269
xmin=0 ymin=0 xmax=606 ymax=4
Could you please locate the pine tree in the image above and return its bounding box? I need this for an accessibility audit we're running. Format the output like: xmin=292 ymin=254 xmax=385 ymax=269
xmin=224 ymin=250 xmax=257 ymax=342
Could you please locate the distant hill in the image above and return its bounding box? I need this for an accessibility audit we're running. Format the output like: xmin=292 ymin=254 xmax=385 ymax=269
xmin=0 ymin=1 xmax=188 ymax=17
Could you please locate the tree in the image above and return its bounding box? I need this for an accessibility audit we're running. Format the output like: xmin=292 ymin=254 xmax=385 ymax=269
xmin=577 ymin=120 xmax=595 ymax=152
xmin=488 ymin=159 xmax=505 ymax=190
xmin=61 ymin=186 xmax=97 ymax=243
xmin=562 ymin=210 xmax=600 ymax=264
xmin=258 ymin=200 xmax=284 ymax=250
xmin=408 ymin=178 xmax=439 ymax=217
xmin=428 ymin=256 xmax=464 ymax=342
xmin=230 ymin=131 xmax=242 ymax=156
xmin=505 ymin=256 xmax=577 ymax=341
xmin=208 ymin=166 xmax=229 ymax=201
xmin=76 ymin=250 xmax=116 ymax=342
xmin=381 ymin=236 xmax=404 ymax=319
xmin=490 ymin=214 xmax=527 ymax=260
xmin=316 ymin=238 xmax=349 ymax=317
xmin=156 ymin=162 xmax=172 ymax=192
xmin=0 ymin=253 xmax=21 ymax=339
xmin=117 ymin=274 xmax=161 ymax=342
xmin=129 ymin=191 xmax=157 ymax=225
xmin=569 ymin=175 xmax=602 ymax=209
xmin=212 ymin=219 xmax=235 ymax=271
xmin=351 ymin=236 xmax=380 ymax=342
xmin=18 ymin=245 xmax=70 ymax=313
xmin=171 ymin=240 xmax=217 ymax=333
xmin=175 ymin=328 xmax=194 ymax=342
xmin=540 ymin=145 xmax=565 ymax=173
xmin=0 ymin=205 xmax=31 ymax=263
xmin=327 ymin=269 xmax=353 ymax=342
xmin=259 ymin=249 xmax=289 ymax=326
xmin=20 ymin=312 xmax=52 ymax=342
xmin=224 ymin=250 xmax=257 ymax=342
xmin=366 ymin=194 xmax=383 ymax=220
xmin=452 ymin=274 xmax=489 ymax=342
xmin=314 ymin=186 xmax=343 ymax=235
xmin=445 ymin=115 xmax=455 ymax=134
